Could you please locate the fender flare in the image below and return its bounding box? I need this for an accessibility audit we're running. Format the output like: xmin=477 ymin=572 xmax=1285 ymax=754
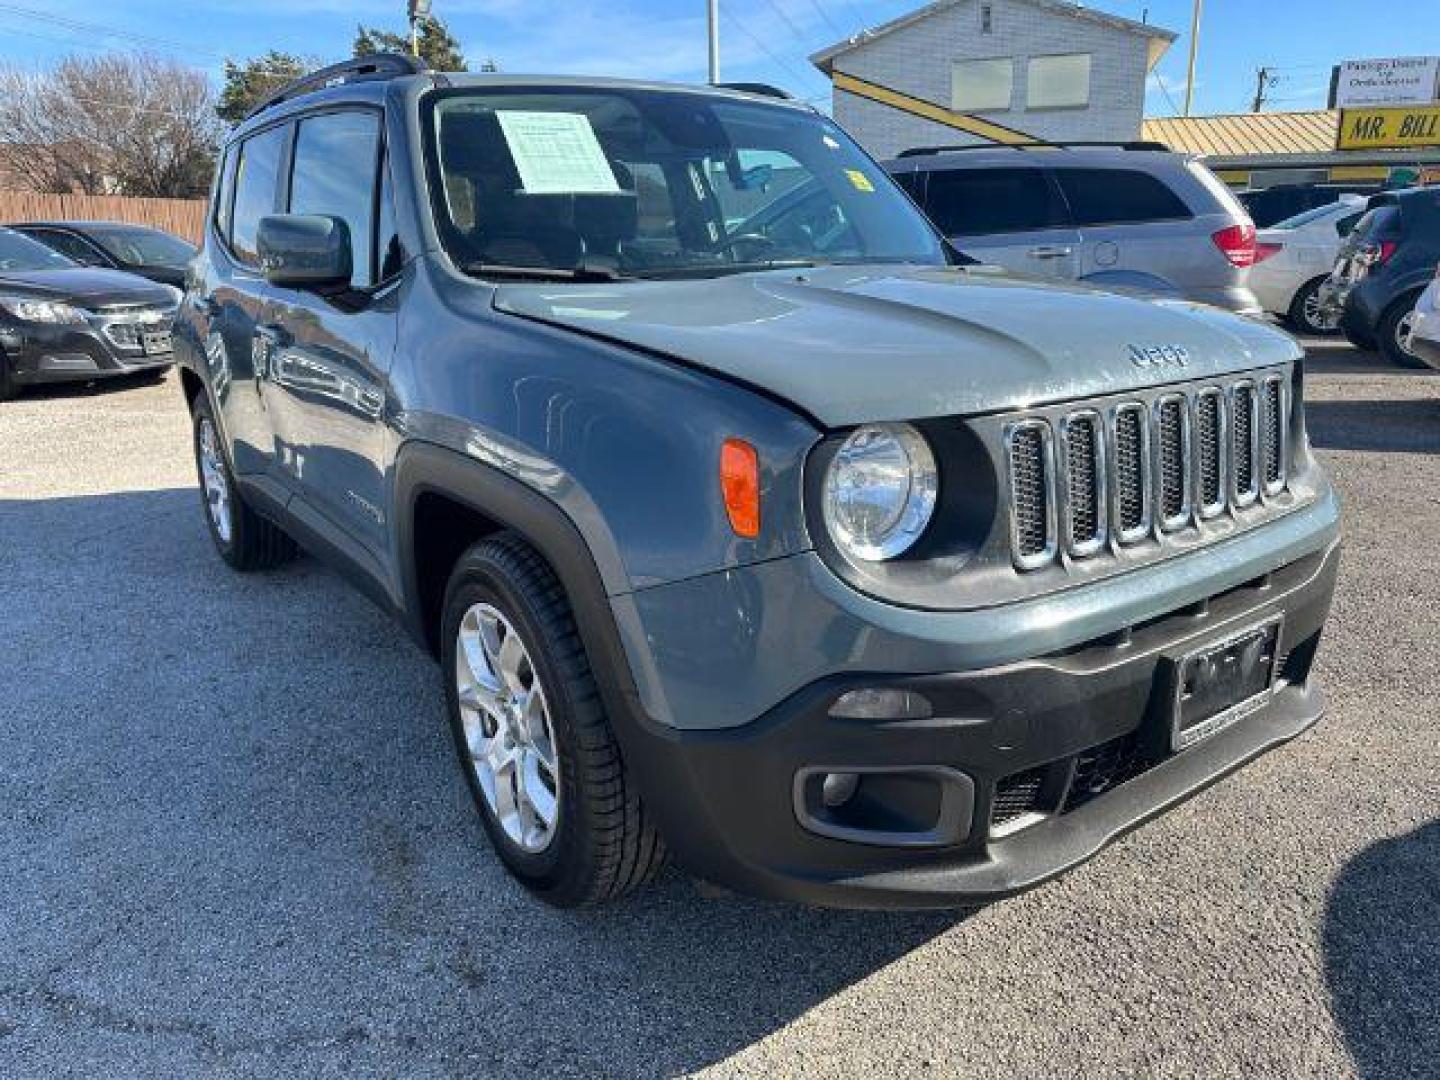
xmin=392 ymin=439 xmax=655 ymax=738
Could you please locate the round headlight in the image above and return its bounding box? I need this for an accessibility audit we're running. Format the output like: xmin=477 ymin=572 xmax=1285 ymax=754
xmin=822 ymin=423 xmax=938 ymax=561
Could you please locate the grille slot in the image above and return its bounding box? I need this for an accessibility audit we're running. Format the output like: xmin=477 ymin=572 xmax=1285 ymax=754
xmin=1231 ymin=382 xmax=1258 ymax=506
xmin=1260 ymin=375 xmax=1286 ymax=493
xmin=1062 ymin=734 xmax=1150 ymax=814
xmin=1155 ymin=395 xmax=1190 ymax=530
xmin=1111 ymin=404 xmax=1149 ymax=542
xmin=1194 ymin=389 xmax=1226 ymax=517
xmin=1004 ymin=371 xmax=1290 ymax=571
xmin=1006 ymin=421 xmax=1055 ymax=569
xmin=990 ymin=767 xmax=1046 ymax=833
xmin=1060 ymin=412 xmax=1105 ymax=556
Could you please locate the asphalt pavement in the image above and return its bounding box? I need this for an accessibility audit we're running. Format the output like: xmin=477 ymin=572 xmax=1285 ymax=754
xmin=1 ymin=342 xmax=1437 ymax=1078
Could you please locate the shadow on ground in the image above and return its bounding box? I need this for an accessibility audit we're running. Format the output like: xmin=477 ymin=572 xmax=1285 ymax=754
xmin=1306 ymin=398 xmax=1440 ymax=455
xmin=0 ymin=489 xmax=963 ymax=1076
xmin=1324 ymin=820 xmax=1440 ymax=1080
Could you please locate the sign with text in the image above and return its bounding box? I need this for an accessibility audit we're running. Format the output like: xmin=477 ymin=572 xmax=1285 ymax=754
xmin=1334 ymin=57 xmax=1440 ymax=108
xmin=1337 ymin=105 xmax=1440 ymax=150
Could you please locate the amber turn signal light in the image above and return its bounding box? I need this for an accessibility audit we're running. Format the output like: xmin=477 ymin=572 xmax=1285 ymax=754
xmin=720 ymin=438 xmax=760 ymax=538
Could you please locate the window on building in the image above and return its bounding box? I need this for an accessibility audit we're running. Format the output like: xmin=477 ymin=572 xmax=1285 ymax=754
xmin=230 ymin=124 xmax=289 ymax=267
xmin=289 ymin=110 xmax=382 ymax=287
xmin=952 ymin=58 xmax=1013 ymax=112
xmin=1027 ymin=53 xmax=1091 ymax=109
xmin=921 ymin=167 xmax=1066 ymax=235
xmin=1054 ymin=169 xmax=1193 ymax=226
xmin=981 ymin=3 xmax=993 ymax=33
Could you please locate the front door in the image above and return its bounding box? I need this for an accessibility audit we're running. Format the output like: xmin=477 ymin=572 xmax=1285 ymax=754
xmin=263 ymin=108 xmax=398 ymax=557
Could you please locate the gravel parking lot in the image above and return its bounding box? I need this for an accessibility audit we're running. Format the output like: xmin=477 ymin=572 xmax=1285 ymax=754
xmin=1 ymin=342 xmax=1437 ymax=1079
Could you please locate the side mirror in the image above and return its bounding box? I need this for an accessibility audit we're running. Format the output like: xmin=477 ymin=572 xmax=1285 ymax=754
xmin=257 ymin=214 xmax=352 ymax=290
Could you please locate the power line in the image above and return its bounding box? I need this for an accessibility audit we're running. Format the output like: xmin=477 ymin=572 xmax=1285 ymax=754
xmin=801 ymin=0 xmax=845 ymax=38
xmin=0 ymin=2 xmax=227 ymax=59
xmin=719 ymin=7 xmax=829 ymax=94
xmin=753 ymin=0 xmax=809 ymax=44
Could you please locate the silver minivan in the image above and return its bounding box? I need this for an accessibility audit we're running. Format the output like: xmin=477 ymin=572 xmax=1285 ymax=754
xmin=886 ymin=145 xmax=1261 ymax=314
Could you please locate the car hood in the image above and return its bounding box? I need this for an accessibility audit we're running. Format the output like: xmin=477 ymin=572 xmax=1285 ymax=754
xmin=493 ymin=264 xmax=1301 ymax=427
xmin=0 ymin=267 xmax=174 ymax=308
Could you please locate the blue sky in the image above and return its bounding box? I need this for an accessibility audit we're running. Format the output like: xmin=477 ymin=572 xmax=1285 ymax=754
xmin=3 ymin=0 xmax=1434 ymax=116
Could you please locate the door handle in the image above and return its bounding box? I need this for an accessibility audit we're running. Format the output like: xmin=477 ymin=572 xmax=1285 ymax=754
xmin=1027 ymin=245 xmax=1074 ymax=259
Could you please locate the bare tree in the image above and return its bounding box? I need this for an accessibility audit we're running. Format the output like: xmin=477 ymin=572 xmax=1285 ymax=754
xmin=0 ymin=53 xmax=223 ymax=198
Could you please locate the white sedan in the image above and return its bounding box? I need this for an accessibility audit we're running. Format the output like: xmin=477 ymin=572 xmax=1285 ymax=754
xmin=1403 ymin=272 xmax=1440 ymax=371
xmin=1249 ymin=196 xmax=1368 ymax=334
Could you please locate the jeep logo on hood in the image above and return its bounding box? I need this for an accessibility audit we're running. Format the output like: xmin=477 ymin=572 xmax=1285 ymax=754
xmin=1128 ymin=344 xmax=1191 ymax=370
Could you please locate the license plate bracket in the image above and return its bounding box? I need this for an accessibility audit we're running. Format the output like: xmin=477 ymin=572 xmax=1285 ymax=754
xmin=1171 ymin=616 xmax=1282 ymax=752
xmin=142 ymin=329 xmax=172 ymax=356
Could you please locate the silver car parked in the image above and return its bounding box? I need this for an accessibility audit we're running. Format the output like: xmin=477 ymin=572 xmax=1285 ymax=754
xmin=886 ymin=144 xmax=1261 ymax=314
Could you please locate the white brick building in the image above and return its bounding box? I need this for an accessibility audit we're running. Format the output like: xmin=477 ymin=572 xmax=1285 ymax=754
xmin=811 ymin=0 xmax=1176 ymax=159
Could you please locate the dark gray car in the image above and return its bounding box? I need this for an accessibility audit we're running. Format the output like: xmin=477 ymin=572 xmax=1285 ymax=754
xmin=886 ymin=145 xmax=1262 ymax=314
xmin=174 ymin=56 xmax=1340 ymax=909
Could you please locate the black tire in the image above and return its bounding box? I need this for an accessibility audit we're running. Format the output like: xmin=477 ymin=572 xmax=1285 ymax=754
xmin=1341 ymin=319 xmax=1377 ymax=351
xmin=190 ymin=394 xmax=297 ymax=570
xmin=0 ymin=348 xmax=15 ymax=402
xmin=441 ymin=532 xmax=664 ymax=907
xmin=1377 ymin=292 xmax=1427 ymax=370
xmin=1286 ymin=277 xmax=1339 ymax=335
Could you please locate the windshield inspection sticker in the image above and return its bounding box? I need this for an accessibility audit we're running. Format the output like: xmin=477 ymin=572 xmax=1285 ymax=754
xmin=845 ymin=168 xmax=875 ymax=192
xmin=496 ymin=111 xmax=620 ymax=195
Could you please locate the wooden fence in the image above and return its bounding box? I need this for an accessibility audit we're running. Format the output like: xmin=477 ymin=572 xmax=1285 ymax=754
xmin=0 ymin=191 xmax=207 ymax=244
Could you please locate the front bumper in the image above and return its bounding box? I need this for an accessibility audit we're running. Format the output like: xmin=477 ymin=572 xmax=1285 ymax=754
xmin=1 ymin=317 xmax=173 ymax=386
xmin=622 ymin=539 xmax=1339 ymax=909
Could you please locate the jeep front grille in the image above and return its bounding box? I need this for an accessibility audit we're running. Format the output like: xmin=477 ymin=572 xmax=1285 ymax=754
xmin=1005 ymin=373 xmax=1291 ymax=570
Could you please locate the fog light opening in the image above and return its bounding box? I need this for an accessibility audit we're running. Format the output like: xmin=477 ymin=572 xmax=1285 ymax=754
xmin=828 ymin=688 xmax=933 ymax=720
xmin=821 ymin=771 xmax=860 ymax=808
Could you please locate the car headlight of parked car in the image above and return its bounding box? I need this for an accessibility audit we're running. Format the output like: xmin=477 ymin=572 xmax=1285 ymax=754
xmin=0 ymin=294 xmax=89 ymax=325
xmin=822 ymin=422 xmax=938 ymax=561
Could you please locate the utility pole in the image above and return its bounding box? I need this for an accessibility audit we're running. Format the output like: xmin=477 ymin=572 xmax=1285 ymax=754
xmin=707 ymin=0 xmax=720 ymax=83
xmin=1182 ymin=0 xmax=1202 ymax=116
xmin=1251 ymin=66 xmax=1278 ymax=112
xmin=408 ymin=0 xmax=432 ymax=59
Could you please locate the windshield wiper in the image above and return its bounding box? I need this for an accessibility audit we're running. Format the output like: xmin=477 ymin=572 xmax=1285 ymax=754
xmin=634 ymin=258 xmax=823 ymax=280
xmin=461 ymin=262 xmax=634 ymax=283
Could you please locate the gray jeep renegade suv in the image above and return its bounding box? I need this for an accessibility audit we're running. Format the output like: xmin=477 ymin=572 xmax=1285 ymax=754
xmin=175 ymin=56 xmax=1341 ymax=909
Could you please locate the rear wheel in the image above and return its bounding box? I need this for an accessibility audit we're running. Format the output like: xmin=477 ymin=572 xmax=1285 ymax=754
xmin=191 ymin=394 xmax=296 ymax=570
xmin=0 ymin=349 xmax=15 ymax=402
xmin=1378 ymin=292 xmax=1426 ymax=370
xmin=1287 ymin=277 xmax=1339 ymax=335
xmin=441 ymin=533 xmax=664 ymax=906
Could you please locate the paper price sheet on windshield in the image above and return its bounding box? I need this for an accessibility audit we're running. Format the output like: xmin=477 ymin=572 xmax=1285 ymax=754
xmin=496 ymin=111 xmax=620 ymax=195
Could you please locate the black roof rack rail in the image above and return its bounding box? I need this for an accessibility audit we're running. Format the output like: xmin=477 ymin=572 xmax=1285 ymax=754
xmin=244 ymin=52 xmax=429 ymax=121
xmin=896 ymin=139 xmax=1169 ymax=158
xmin=714 ymin=81 xmax=794 ymax=100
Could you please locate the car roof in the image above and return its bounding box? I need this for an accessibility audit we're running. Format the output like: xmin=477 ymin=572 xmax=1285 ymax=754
xmin=884 ymin=147 xmax=1191 ymax=171
xmin=226 ymin=71 xmax=813 ymax=144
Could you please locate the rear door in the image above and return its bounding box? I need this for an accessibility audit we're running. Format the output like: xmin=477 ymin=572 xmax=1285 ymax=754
xmin=1051 ymin=165 xmax=1199 ymax=297
xmin=263 ymin=106 xmax=398 ymax=558
xmin=917 ymin=165 xmax=1079 ymax=280
xmin=197 ymin=122 xmax=290 ymax=478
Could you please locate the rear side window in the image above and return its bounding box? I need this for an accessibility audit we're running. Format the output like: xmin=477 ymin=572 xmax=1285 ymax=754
xmin=289 ymin=109 xmax=383 ymax=287
xmin=1335 ymin=211 xmax=1363 ymax=237
xmin=213 ymin=147 xmax=237 ymax=242
xmin=1054 ymin=168 xmax=1192 ymax=226
xmin=890 ymin=171 xmax=926 ymax=201
xmin=921 ymin=167 xmax=1064 ymax=235
xmin=230 ymin=125 xmax=289 ymax=266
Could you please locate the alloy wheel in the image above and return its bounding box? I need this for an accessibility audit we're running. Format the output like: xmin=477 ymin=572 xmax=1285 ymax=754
xmin=454 ymin=603 xmax=561 ymax=853
xmin=198 ymin=417 xmax=232 ymax=544
xmin=1302 ymin=288 xmax=1339 ymax=333
xmin=1396 ymin=310 xmax=1418 ymax=357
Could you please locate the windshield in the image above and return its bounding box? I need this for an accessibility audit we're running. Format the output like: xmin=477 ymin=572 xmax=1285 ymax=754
xmin=85 ymin=225 xmax=195 ymax=268
xmin=425 ymin=87 xmax=947 ymax=280
xmin=0 ymin=228 xmax=77 ymax=272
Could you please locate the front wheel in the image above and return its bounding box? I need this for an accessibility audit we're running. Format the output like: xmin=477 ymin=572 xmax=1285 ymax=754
xmin=441 ymin=533 xmax=664 ymax=906
xmin=1287 ymin=277 xmax=1340 ymax=335
xmin=1377 ymin=292 xmax=1426 ymax=370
